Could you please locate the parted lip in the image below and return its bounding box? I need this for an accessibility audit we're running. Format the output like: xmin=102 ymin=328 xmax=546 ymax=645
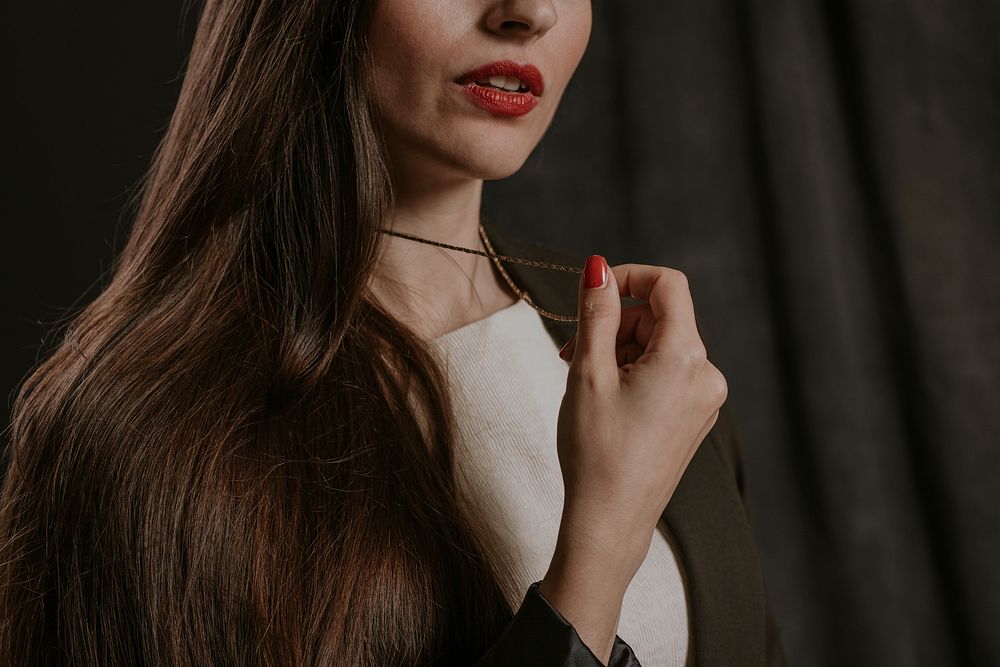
xmin=454 ymin=60 xmax=545 ymax=97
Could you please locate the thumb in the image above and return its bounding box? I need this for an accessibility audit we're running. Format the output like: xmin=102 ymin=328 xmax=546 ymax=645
xmin=569 ymin=255 xmax=621 ymax=380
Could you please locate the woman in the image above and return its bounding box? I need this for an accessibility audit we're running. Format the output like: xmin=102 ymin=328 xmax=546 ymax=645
xmin=0 ymin=0 xmax=785 ymax=665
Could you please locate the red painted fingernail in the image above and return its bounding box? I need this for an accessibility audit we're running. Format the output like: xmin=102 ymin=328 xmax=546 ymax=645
xmin=584 ymin=255 xmax=607 ymax=289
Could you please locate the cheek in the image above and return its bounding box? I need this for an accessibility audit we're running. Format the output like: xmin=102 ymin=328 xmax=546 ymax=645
xmin=368 ymin=10 xmax=416 ymax=96
xmin=366 ymin=2 xmax=453 ymax=115
xmin=557 ymin=7 xmax=592 ymax=83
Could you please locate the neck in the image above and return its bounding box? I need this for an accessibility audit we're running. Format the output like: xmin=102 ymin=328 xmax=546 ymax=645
xmin=371 ymin=163 xmax=517 ymax=340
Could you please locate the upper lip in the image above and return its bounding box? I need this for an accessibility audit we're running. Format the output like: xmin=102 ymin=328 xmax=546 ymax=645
xmin=455 ymin=59 xmax=545 ymax=96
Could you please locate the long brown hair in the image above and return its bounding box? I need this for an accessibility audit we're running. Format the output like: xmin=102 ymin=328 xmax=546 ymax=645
xmin=0 ymin=1 xmax=518 ymax=663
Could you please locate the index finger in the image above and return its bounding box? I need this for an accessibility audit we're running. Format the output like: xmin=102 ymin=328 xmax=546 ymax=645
xmin=609 ymin=263 xmax=700 ymax=355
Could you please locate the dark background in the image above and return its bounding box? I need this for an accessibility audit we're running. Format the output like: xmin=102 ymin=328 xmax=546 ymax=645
xmin=4 ymin=2 xmax=999 ymax=665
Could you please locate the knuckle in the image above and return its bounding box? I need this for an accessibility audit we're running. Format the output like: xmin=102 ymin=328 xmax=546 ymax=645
xmin=662 ymin=266 xmax=689 ymax=289
xmin=579 ymin=299 xmax=612 ymax=322
xmin=704 ymin=365 xmax=729 ymax=405
xmin=681 ymin=342 xmax=708 ymax=367
xmin=569 ymin=363 xmax=607 ymax=393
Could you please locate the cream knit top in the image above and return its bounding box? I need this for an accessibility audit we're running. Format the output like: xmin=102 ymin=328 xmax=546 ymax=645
xmin=428 ymin=298 xmax=691 ymax=667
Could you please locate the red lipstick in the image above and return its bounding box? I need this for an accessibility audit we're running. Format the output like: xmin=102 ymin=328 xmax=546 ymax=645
xmin=454 ymin=60 xmax=544 ymax=118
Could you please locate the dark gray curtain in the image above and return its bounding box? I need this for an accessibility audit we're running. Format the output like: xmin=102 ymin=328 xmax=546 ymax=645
xmin=484 ymin=2 xmax=1000 ymax=665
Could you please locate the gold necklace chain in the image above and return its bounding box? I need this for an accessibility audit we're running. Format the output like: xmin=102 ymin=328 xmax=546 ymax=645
xmin=378 ymin=224 xmax=581 ymax=322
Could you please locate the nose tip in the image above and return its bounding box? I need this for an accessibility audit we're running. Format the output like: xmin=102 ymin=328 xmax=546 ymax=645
xmin=485 ymin=0 xmax=557 ymax=39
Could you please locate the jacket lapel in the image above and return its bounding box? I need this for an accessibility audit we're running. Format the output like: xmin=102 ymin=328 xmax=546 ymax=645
xmin=482 ymin=219 xmax=770 ymax=666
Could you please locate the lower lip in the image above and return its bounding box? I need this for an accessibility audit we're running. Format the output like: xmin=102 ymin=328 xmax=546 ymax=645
xmin=457 ymin=82 xmax=539 ymax=117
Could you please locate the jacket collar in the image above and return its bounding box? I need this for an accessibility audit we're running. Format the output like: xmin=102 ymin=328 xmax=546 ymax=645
xmin=482 ymin=218 xmax=770 ymax=666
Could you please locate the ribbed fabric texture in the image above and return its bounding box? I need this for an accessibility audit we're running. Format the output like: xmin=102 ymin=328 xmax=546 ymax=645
xmin=428 ymin=298 xmax=691 ymax=667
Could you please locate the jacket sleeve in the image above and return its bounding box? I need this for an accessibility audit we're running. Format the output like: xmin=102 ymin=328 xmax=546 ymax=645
xmin=472 ymin=580 xmax=642 ymax=667
xmin=716 ymin=404 xmax=789 ymax=666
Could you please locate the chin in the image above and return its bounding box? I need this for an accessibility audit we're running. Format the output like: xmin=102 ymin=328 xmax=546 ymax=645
xmin=467 ymin=155 xmax=532 ymax=180
xmin=440 ymin=153 xmax=532 ymax=181
xmin=436 ymin=134 xmax=540 ymax=180
xmin=386 ymin=121 xmax=543 ymax=182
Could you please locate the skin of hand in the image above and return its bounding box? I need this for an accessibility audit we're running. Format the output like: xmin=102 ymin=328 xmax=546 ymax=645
xmin=540 ymin=256 xmax=728 ymax=664
xmin=539 ymin=255 xmax=728 ymax=664
xmin=558 ymin=258 xmax=728 ymax=545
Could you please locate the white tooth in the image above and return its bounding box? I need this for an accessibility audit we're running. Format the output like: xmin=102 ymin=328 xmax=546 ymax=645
xmin=502 ymin=77 xmax=522 ymax=92
xmin=488 ymin=75 xmax=507 ymax=88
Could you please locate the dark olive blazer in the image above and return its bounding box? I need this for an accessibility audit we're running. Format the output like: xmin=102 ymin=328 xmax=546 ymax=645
xmin=478 ymin=219 xmax=788 ymax=667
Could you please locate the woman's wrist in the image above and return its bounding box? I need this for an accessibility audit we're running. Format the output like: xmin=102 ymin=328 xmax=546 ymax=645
xmin=537 ymin=517 xmax=650 ymax=665
xmin=556 ymin=501 xmax=654 ymax=577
